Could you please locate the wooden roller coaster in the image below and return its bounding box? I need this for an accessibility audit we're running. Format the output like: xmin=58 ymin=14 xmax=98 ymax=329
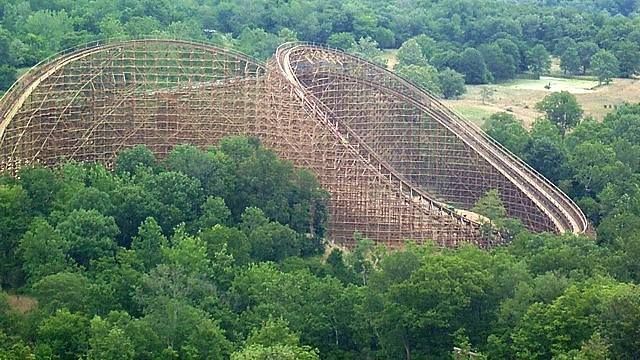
xmin=0 ymin=39 xmax=590 ymax=247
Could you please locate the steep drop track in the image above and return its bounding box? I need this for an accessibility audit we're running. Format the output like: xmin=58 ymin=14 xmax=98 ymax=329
xmin=0 ymin=39 xmax=589 ymax=247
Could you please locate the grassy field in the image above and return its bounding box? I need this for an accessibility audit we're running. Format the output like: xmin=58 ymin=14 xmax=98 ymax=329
xmin=379 ymin=50 xmax=638 ymax=126
xmin=449 ymin=105 xmax=495 ymax=126
xmin=444 ymin=77 xmax=640 ymax=126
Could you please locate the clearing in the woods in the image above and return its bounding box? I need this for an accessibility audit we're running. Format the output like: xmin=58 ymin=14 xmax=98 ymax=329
xmin=444 ymin=76 xmax=640 ymax=126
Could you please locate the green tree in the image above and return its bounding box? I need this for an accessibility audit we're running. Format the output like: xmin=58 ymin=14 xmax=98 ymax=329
xmin=535 ymin=91 xmax=583 ymax=135
xmin=597 ymin=283 xmax=640 ymax=358
xmin=327 ymin=32 xmax=356 ymax=50
xmin=0 ymin=64 xmax=16 ymax=91
xmin=483 ymin=112 xmax=530 ymax=155
xmin=0 ymin=184 xmax=31 ymax=286
xmin=527 ymin=44 xmax=551 ymax=79
xmin=576 ymin=42 xmax=599 ymax=74
xmin=231 ymin=344 xmax=320 ymax=360
xmin=17 ymin=166 xmax=61 ymax=216
xmin=141 ymin=171 xmax=204 ymax=232
xmin=471 ymin=189 xmax=524 ymax=240
xmin=0 ymin=184 xmax=31 ymax=287
xmin=348 ymin=37 xmax=386 ymax=66
xmin=568 ymin=141 xmax=628 ymax=196
xmin=200 ymin=224 xmax=251 ymax=266
xmin=141 ymin=300 xmax=232 ymax=359
xmin=397 ymin=38 xmax=428 ymax=67
xmin=197 ymin=196 xmax=232 ymax=230
xmin=164 ymin=144 xmax=234 ymax=198
xmin=437 ymin=68 xmax=466 ymax=99
xmin=32 ymin=272 xmax=92 ymax=313
xmin=37 ymin=309 xmax=90 ymax=360
xmin=56 ymin=209 xmax=119 ymax=268
xmin=19 ymin=219 xmax=70 ymax=283
xmin=479 ymin=43 xmax=516 ymax=81
xmin=591 ymin=49 xmax=620 ymax=85
xmin=560 ymin=46 xmax=581 ymax=75
xmin=472 ymin=189 xmax=507 ymax=221
xmin=88 ymin=316 xmax=135 ymax=360
xmin=456 ymin=48 xmax=490 ymax=84
xmin=245 ymin=219 xmax=303 ymax=263
xmin=131 ymin=217 xmax=167 ymax=271
xmin=110 ymin=183 xmax=159 ymax=246
xmin=115 ymin=145 xmax=157 ymax=175
xmin=396 ymin=64 xmax=442 ymax=95
xmin=614 ymin=41 xmax=640 ymax=78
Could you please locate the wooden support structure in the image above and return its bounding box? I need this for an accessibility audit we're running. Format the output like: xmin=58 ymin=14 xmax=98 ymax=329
xmin=0 ymin=39 xmax=590 ymax=248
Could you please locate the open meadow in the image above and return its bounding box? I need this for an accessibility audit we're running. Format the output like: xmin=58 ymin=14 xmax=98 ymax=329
xmin=443 ymin=76 xmax=640 ymax=126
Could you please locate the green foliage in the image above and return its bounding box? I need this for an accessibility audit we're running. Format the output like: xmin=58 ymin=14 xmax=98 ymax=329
xmin=613 ymin=41 xmax=640 ymax=78
xmin=0 ymin=64 xmax=16 ymax=90
xmin=395 ymin=64 xmax=442 ymax=95
xmin=456 ymin=48 xmax=490 ymax=85
xmin=56 ymin=209 xmax=119 ymax=268
xmin=472 ymin=189 xmax=507 ymax=221
xmin=591 ymin=49 xmax=620 ymax=85
xmin=115 ymin=145 xmax=157 ymax=175
xmin=483 ymin=112 xmax=530 ymax=155
xmin=396 ymin=38 xmax=428 ymax=67
xmin=196 ymin=196 xmax=231 ymax=230
xmin=231 ymin=344 xmax=319 ymax=360
xmin=536 ymin=91 xmax=583 ymax=135
xmin=437 ymin=68 xmax=466 ymax=99
xmin=472 ymin=189 xmax=524 ymax=241
xmin=0 ymin=184 xmax=31 ymax=287
xmin=576 ymin=42 xmax=600 ymax=74
xmin=527 ymin=44 xmax=551 ymax=79
xmin=347 ymin=37 xmax=386 ymax=66
xmin=88 ymin=316 xmax=135 ymax=360
xmin=18 ymin=219 xmax=70 ymax=284
xmin=131 ymin=217 xmax=167 ymax=271
xmin=479 ymin=42 xmax=517 ymax=81
xmin=560 ymin=46 xmax=581 ymax=75
xmin=37 ymin=309 xmax=90 ymax=360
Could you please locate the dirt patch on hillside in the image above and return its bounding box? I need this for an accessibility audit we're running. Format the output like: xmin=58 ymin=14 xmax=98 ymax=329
xmin=7 ymin=294 xmax=38 ymax=314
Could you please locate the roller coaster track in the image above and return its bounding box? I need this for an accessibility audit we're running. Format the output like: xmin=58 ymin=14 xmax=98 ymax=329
xmin=0 ymin=39 xmax=590 ymax=247
xmin=275 ymin=43 xmax=588 ymax=235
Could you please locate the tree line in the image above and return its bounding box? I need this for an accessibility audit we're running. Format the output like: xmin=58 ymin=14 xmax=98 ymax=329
xmin=1 ymin=0 xmax=639 ymax=91
xmin=1 ymin=134 xmax=640 ymax=359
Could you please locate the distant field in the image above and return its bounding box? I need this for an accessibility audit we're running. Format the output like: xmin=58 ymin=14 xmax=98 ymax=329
xmin=449 ymin=105 xmax=495 ymax=126
xmin=444 ymin=77 xmax=640 ymax=126
xmin=377 ymin=49 xmax=635 ymax=126
xmin=502 ymin=76 xmax=599 ymax=93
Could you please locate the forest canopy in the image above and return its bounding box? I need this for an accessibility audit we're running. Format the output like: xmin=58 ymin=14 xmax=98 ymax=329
xmin=1 ymin=0 xmax=639 ymax=91
xmin=1 ymin=132 xmax=640 ymax=359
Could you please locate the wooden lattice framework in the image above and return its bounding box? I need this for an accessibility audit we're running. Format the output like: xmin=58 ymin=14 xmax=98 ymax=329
xmin=0 ymin=39 xmax=589 ymax=247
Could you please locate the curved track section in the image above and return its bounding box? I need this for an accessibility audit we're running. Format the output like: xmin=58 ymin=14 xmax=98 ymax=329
xmin=274 ymin=43 xmax=588 ymax=237
xmin=0 ymin=40 xmax=589 ymax=247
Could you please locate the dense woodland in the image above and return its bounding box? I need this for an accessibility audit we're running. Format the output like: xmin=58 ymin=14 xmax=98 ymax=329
xmin=1 ymin=0 xmax=640 ymax=92
xmin=2 ymin=0 xmax=640 ymax=359
xmin=1 ymin=116 xmax=640 ymax=358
